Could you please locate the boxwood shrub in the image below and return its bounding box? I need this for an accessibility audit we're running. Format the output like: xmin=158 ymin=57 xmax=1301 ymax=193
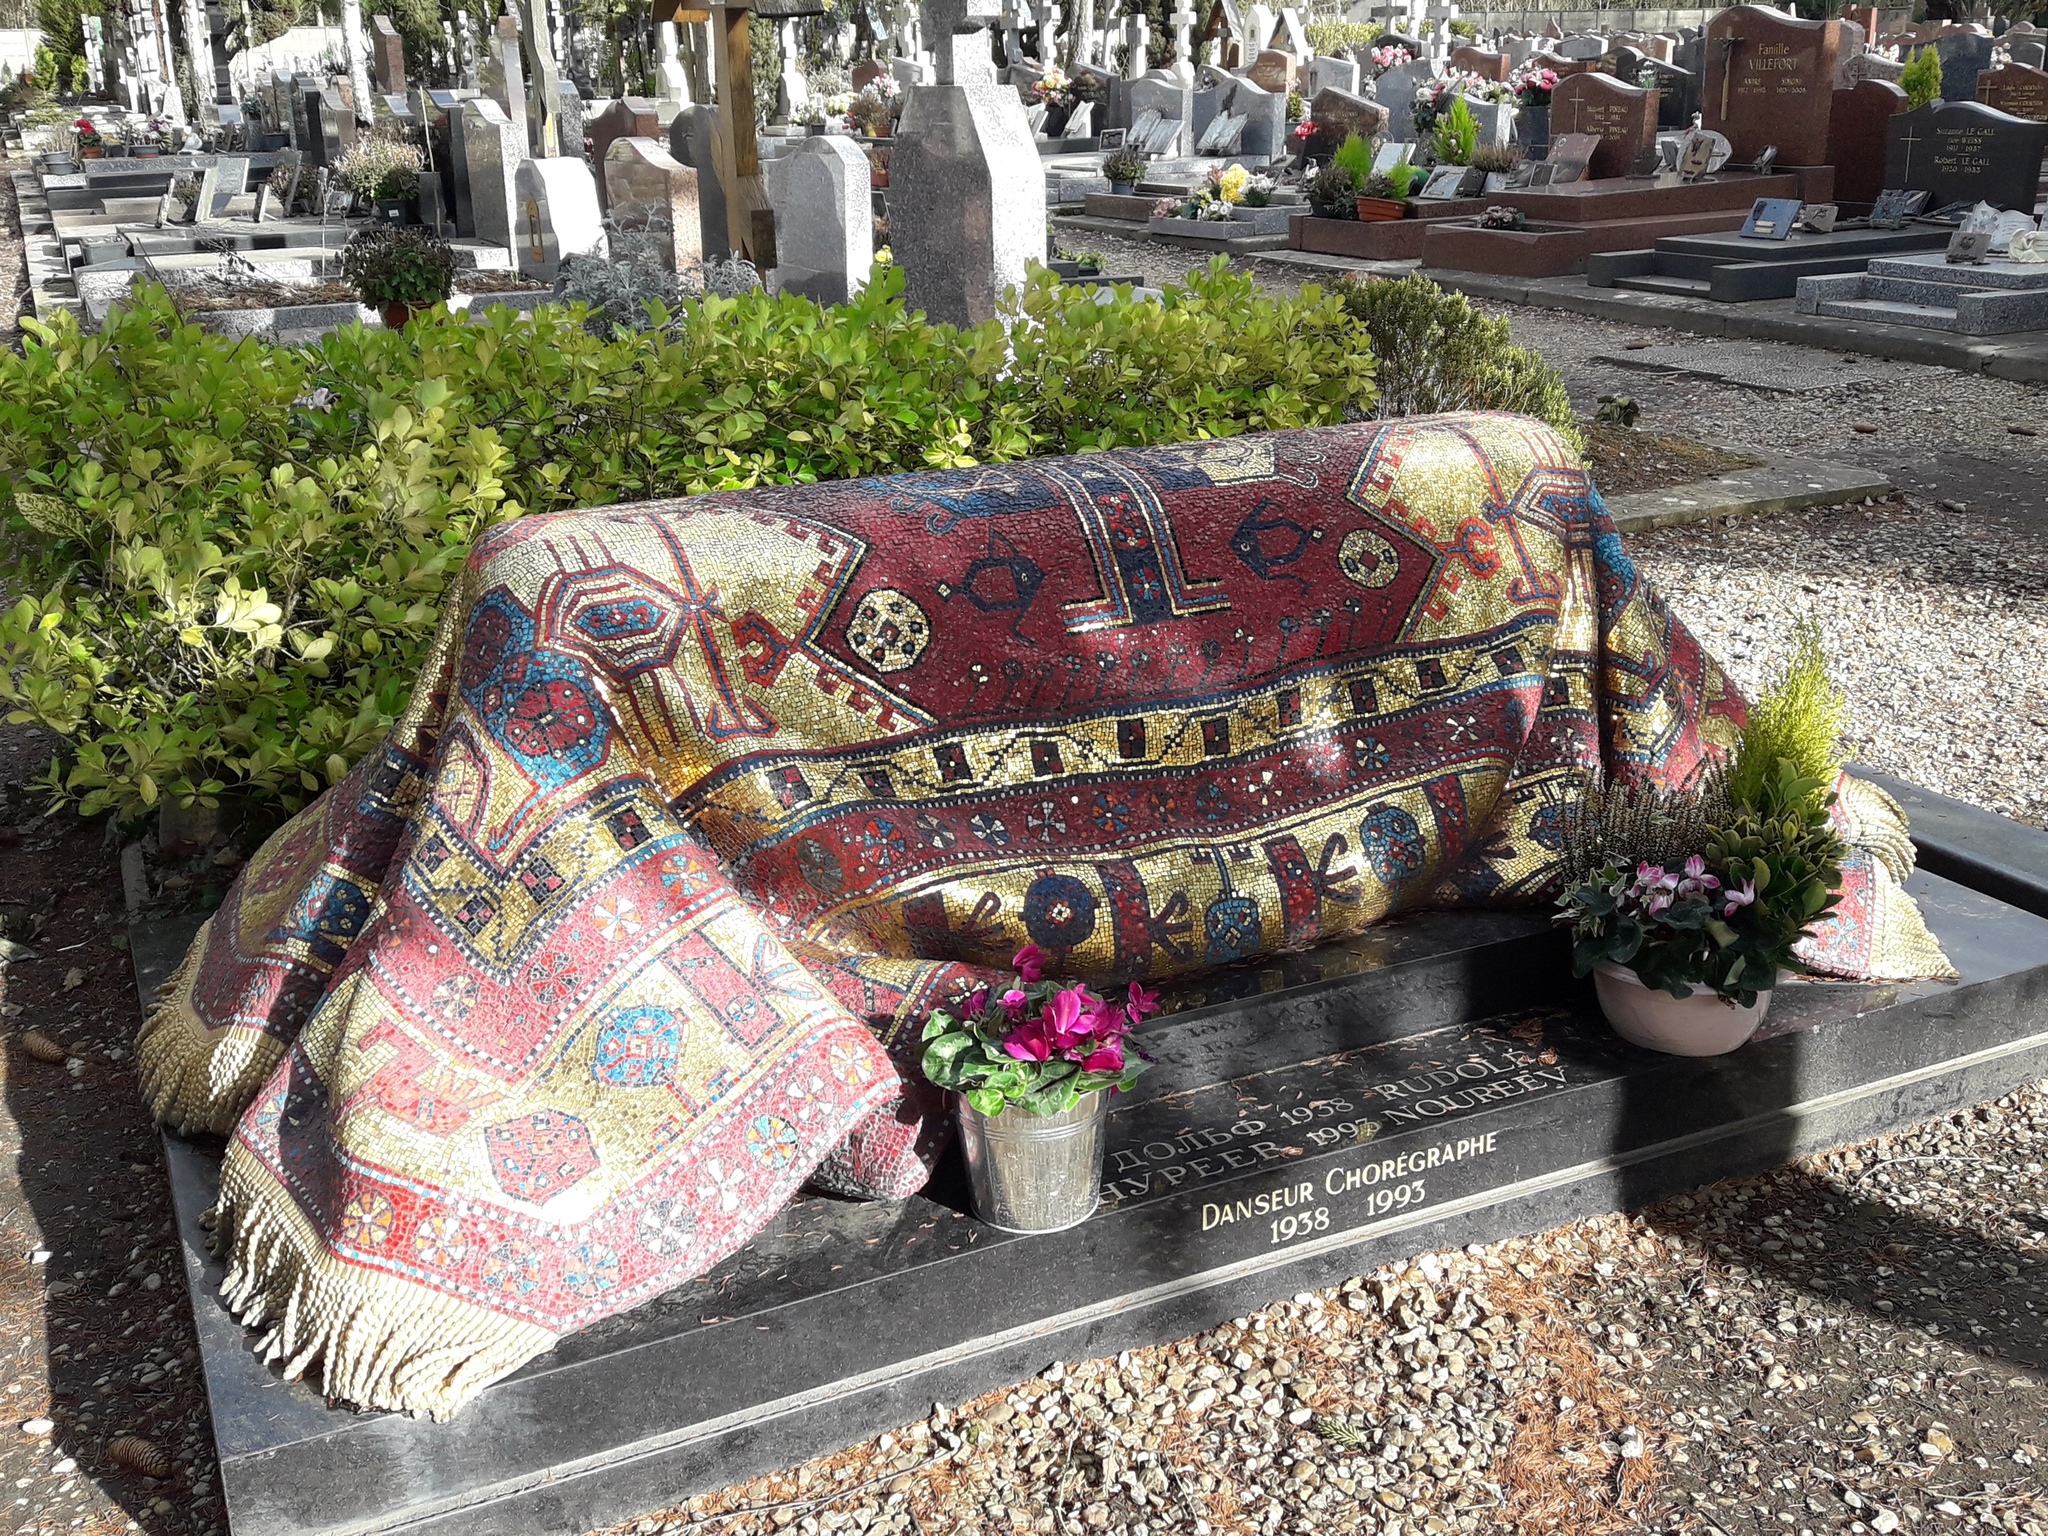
xmin=0 ymin=260 xmax=1378 ymax=823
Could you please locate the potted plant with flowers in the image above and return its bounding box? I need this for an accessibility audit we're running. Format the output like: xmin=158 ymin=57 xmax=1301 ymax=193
xmin=132 ymin=115 xmax=165 ymax=157
xmin=1557 ymin=623 xmax=1850 ymax=1056
xmin=335 ymin=134 xmax=424 ymax=222
xmin=1511 ymin=64 xmax=1557 ymax=153
xmin=921 ymin=944 xmax=1157 ymax=1232
xmin=74 ymin=116 xmax=103 ymax=157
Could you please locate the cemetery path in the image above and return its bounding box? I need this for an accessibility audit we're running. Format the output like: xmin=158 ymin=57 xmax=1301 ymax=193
xmin=0 ymin=157 xmax=26 ymax=351
xmin=0 ymin=718 xmax=224 ymax=1536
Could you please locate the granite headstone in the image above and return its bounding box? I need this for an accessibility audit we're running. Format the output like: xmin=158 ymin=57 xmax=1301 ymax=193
xmin=1976 ymin=63 xmax=2048 ymax=123
xmin=588 ymin=97 xmax=661 ymax=207
xmin=1882 ymin=100 xmax=2048 ymax=211
xmin=514 ymin=156 xmax=606 ymax=282
xmin=1933 ymin=31 xmax=1993 ymax=104
xmin=604 ymin=136 xmax=703 ymax=272
xmin=460 ymin=96 xmax=525 ymax=248
xmin=1826 ymin=77 xmax=1907 ymax=205
xmin=669 ymin=103 xmax=732 ymax=262
xmin=1548 ymin=71 xmax=1659 ymax=179
xmin=1703 ymin=4 xmax=1844 ymax=166
xmin=765 ymin=134 xmax=873 ymax=305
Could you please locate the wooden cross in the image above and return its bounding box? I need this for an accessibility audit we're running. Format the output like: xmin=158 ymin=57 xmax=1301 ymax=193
xmin=708 ymin=1 xmax=777 ymax=267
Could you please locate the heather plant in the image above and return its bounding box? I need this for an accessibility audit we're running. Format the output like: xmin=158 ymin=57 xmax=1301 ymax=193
xmin=0 ymin=260 xmax=1376 ymax=824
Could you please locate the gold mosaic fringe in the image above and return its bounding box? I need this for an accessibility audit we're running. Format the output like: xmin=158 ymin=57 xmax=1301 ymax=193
xmin=136 ymin=917 xmax=288 ymax=1137
xmin=214 ymin=1139 xmax=556 ymax=1420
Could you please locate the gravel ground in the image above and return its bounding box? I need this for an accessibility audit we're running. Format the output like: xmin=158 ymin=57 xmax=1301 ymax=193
xmin=593 ymin=1082 xmax=2048 ymax=1536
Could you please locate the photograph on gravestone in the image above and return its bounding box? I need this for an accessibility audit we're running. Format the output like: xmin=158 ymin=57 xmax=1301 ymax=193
xmin=1740 ymin=195 xmax=1800 ymax=238
xmin=1798 ymin=201 xmax=1837 ymax=232
xmin=1883 ymin=101 xmax=2048 ymax=213
xmin=1703 ymin=4 xmax=1843 ymax=167
xmin=1417 ymin=164 xmax=1468 ymax=198
xmin=1546 ymin=71 xmax=1659 ymax=179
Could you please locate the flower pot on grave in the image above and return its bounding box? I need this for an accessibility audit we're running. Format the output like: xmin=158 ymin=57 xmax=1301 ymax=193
xmin=80 ymin=145 xmax=103 ymax=158
xmin=133 ymin=144 xmax=159 ymax=158
xmin=1110 ymin=179 xmax=1135 ymax=196
xmin=955 ymin=1091 xmax=1107 ymax=1233
xmin=381 ymin=299 xmax=432 ymax=330
xmin=1357 ymin=196 xmax=1407 ymax=221
xmin=1591 ymin=961 xmax=1773 ymax=1057
xmin=373 ymin=197 xmax=410 ymax=224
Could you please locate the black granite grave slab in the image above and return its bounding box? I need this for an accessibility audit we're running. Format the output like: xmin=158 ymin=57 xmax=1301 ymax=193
xmin=1849 ymin=765 xmax=2048 ymax=920
xmin=1587 ymin=224 xmax=1952 ymax=301
xmin=1883 ymin=100 xmax=2048 ymax=212
xmin=140 ymin=839 xmax=2048 ymax=1536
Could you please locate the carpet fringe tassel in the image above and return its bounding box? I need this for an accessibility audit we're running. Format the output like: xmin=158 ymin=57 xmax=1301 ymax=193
xmin=213 ymin=1142 xmax=556 ymax=1420
xmin=135 ymin=917 xmax=290 ymax=1138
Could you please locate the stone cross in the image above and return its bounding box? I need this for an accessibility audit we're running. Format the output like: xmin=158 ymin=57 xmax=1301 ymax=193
xmin=491 ymin=8 xmax=529 ymax=144
xmin=1123 ymin=9 xmax=1149 ymax=77
xmin=1170 ymin=0 xmax=1195 ymax=71
xmin=922 ymin=0 xmax=1002 ymax=85
xmin=1000 ymin=0 xmax=1025 ymax=64
xmin=656 ymin=19 xmax=691 ymax=117
xmin=513 ymin=0 xmax=564 ymax=156
xmin=1037 ymin=0 xmax=1063 ymax=66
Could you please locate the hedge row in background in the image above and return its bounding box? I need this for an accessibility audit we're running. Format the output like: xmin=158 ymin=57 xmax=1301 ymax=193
xmin=0 ymin=261 xmax=1380 ymax=824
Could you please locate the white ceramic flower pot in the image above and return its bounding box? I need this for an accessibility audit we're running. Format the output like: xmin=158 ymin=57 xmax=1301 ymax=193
xmin=1592 ymin=961 xmax=1772 ymax=1057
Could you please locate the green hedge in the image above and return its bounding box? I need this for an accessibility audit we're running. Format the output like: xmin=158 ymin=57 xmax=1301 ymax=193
xmin=0 ymin=261 xmax=1378 ymax=823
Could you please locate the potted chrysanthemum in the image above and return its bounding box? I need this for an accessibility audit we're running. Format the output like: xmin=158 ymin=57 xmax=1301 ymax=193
xmin=921 ymin=945 xmax=1156 ymax=1232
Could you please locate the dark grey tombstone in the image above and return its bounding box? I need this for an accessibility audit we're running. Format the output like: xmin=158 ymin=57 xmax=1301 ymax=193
xmin=2015 ymin=39 xmax=2047 ymax=68
xmin=444 ymin=94 xmax=474 ymax=235
xmin=1933 ymin=31 xmax=1993 ymax=103
xmin=1883 ymin=99 xmax=2048 ymax=210
xmin=417 ymin=168 xmax=445 ymax=233
xmin=677 ymin=102 xmax=731 ymax=262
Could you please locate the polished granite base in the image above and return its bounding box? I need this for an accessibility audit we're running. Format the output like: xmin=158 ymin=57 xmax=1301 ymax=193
xmin=137 ymin=797 xmax=2048 ymax=1536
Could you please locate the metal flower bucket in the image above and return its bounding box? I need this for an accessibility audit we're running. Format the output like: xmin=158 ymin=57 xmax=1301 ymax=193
xmin=956 ymin=1091 xmax=1108 ymax=1234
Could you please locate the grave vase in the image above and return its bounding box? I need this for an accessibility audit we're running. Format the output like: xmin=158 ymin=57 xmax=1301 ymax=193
xmin=956 ymin=1091 xmax=1107 ymax=1234
xmin=1520 ymin=102 xmax=1549 ymax=152
xmin=1592 ymin=961 xmax=1773 ymax=1057
xmin=1356 ymin=195 xmax=1407 ymax=220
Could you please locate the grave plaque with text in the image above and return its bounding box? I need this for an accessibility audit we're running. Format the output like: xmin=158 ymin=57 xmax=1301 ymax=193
xmin=1547 ymin=71 xmax=1659 ymax=179
xmin=1882 ymin=100 xmax=2048 ymax=212
xmin=1976 ymin=63 xmax=2048 ymax=124
xmin=1703 ymin=4 xmax=1844 ymax=166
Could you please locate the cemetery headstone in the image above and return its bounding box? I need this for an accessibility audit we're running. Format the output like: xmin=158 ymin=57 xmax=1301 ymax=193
xmin=1303 ymin=85 xmax=1387 ymax=155
xmin=604 ymin=135 xmax=702 ymax=271
xmin=1842 ymin=51 xmax=1903 ymax=85
xmin=460 ymin=96 xmax=525 ymax=249
xmin=891 ymin=0 xmax=1046 ymax=327
xmin=765 ymin=134 xmax=872 ymax=304
xmin=1703 ymin=4 xmax=1844 ymax=167
xmin=514 ymin=156 xmax=605 ymax=282
xmin=1882 ymin=100 xmax=2048 ymax=211
xmin=1304 ymin=55 xmax=1359 ymax=96
xmin=1128 ymin=73 xmax=1193 ymax=154
xmin=1547 ymin=71 xmax=1659 ymax=179
xmin=671 ymin=102 xmax=732 ymax=262
xmin=1449 ymin=45 xmax=1510 ymax=81
xmin=370 ymin=14 xmax=406 ymax=95
xmin=1247 ymin=48 xmax=1295 ymax=93
xmin=558 ymin=82 xmax=587 ymax=160
xmin=1976 ymin=63 xmax=2048 ymax=123
xmin=1556 ymin=34 xmax=1606 ymax=60
xmin=1229 ymin=74 xmax=1287 ymax=159
xmin=588 ymin=97 xmax=661 ymax=207
xmin=1826 ymin=77 xmax=1907 ymax=204
xmin=1933 ymin=31 xmax=1993 ymax=104
xmin=2012 ymin=39 xmax=2047 ymax=70
xmin=487 ymin=12 xmax=530 ymax=148
xmin=1373 ymin=58 xmax=1435 ymax=141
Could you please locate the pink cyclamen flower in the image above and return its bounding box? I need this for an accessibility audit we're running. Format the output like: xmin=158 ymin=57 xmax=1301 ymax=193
xmin=965 ymin=987 xmax=990 ymax=1016
xmin=1002 ymin=1017 xmax=1054 ymax=1062
xmin=1722 ymin=880 xmax=1757 ymax=916
xmin=1044 ymin=985 xmax=1095 ymax=1046
xmin=1081 ymin=1038 xmax=1126 ymax=1074
xmin=1000 ymin=987 xmax=1029 ymax=1015
xmin=1013 ymin=943 xmax=1047 ymax=983
xmin=1126 ymin=980 xmax=1161 ymax=1020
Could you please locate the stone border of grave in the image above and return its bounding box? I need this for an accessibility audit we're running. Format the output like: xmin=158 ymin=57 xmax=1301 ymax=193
xmin=1275 ymin=262 xmax=2048 ymax=385
xmin=1601 ymin=451 xmax=1893 ymax=533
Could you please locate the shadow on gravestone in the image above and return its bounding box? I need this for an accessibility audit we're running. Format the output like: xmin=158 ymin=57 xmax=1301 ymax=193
xmin=604 ymin=135 xmax=704 ymax=273
xmin=766 ymin=135 xmax=873 ymax=305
